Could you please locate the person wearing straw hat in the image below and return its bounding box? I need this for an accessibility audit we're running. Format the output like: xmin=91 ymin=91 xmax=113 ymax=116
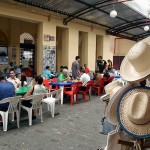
xmin=120 ymin=41 xmax=150 ymax=82
xmin=117 ymin=86 xmax=150 ymax=138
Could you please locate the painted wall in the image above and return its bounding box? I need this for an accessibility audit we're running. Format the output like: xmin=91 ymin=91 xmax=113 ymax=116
xmin=114 ymin=38 xmax=136 ymax=56
xmin=0 ymin=3 xmax=137 ymax=74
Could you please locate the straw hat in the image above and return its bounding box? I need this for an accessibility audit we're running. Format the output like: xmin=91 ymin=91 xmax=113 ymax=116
xmin=106 ymin=82 xmax=139 ymax=125
xmin=104 ymin=81 xmax=122 ymax=99
xmin=120 ymin=41 xmax=150 ymax=82
xmin=117 ymin=86 xmax=150 ymax=138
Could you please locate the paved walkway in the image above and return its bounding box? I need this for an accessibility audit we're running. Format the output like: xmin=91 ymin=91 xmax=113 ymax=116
xmin=0 ymin=95 xmax=107 ymax=150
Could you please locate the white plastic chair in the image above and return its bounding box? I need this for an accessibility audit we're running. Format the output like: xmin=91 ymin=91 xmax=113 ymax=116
xmin=21 ymin=94 xmax=44 ymax=126
xmin=26 ymin=77 xmax=33 ymax=86
xmin=0 ymin=96 xmax=22 ymax=131
xmin=42 ymin=89 xmax=61 ymax=117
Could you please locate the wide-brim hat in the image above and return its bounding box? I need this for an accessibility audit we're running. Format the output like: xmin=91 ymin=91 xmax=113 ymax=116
xmin=120 ymin=40 xmax=150 ymax=82
xmin=106 ymin=82 xmax=139 ymax=125
xmin=117 ymin=86 xmax=150 ymax=138
xmin=104 ymin=81 xmax=122 ymax=99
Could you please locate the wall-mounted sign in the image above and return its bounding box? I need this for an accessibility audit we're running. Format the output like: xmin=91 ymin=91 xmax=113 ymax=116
xmin=44 ymin=34 xmax=55 ymax=41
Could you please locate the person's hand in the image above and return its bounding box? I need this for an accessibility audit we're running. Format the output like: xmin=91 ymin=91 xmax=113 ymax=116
xmin=77 ymin=77 xmax=80 ymax=80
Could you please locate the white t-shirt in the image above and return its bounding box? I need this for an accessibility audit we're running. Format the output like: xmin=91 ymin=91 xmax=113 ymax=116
xmin=7 ymin=77 xmax=21 ymax=89
xmin=33 ymin=84 xmax=47 ymax=95
xmin=80 ymin=73 xmax=90 ymax=86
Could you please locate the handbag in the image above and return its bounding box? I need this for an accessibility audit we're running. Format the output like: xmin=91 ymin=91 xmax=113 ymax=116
xmin=104 ymin=127 xmax=135 ymax=150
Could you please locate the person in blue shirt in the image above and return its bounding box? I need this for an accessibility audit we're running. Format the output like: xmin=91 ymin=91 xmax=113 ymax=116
xmin=43 ymin=66 xmax=51 ymax=79
xmin=0 ymin=74 xmax=15 ymax=112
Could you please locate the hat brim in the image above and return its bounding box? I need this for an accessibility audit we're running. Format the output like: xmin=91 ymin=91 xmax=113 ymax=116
xmin=106 ymin=83 xmax=138 ymax=125
xmin=117 ymin=86 xmax=150 ymax=138
xmin=120 ymin=56 xmax=150 ymax=82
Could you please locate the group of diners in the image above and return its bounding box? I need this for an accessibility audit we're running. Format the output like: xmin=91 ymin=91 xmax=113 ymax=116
xmin=0 ymin=73 xmax=47 ymax=124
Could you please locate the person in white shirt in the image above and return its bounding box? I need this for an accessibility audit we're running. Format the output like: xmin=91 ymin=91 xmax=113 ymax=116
xmin=7 ymin=70 xmax=21 ymax=89
xmin=77 ymin=69 xmax=90 ymax=91
xmin=21 ymin=57 xmax=29 ymax=69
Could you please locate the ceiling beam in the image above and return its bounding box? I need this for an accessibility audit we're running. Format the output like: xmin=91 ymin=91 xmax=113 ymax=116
xmin=106 ymin=30 xmax=136 ymax=41
xmin=64 ymin=0 xmax=132 ymax=25
xmin=114 ymin=21 xmax=150 ymax=33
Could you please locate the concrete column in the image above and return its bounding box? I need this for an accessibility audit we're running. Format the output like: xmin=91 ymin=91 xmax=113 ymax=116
xmin=36 ymin=22 xmax=43 ymax=75
xmin=9 ymin=19 xmax=20 ymax=65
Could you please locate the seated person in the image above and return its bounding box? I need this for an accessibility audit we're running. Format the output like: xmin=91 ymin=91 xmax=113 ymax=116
xmin=103 ymin=69 xmax=110 ymax=79
xmin=58 ymin=69 xmax=70 ymax=82
xmin=7 ymin=70 xmax=21 ymax=89
xmin=18 ymin=74 xmax=27 ymax=87
xmin=94 ymin=71 xmax=102 ymax=86
xmin=43 ymin=66 xmax=51 ymax=79
xmin=78 ymin=69 xmax=90 ymax=91
xmin=0 ymin=74 xmax=15 ymax=124
xmin=22 ymin=76 xmax=47 ymax=118
xmin=84 ymin=64 xmax=90 ymax=74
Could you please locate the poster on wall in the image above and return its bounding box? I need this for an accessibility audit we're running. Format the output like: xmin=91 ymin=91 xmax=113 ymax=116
xmin=43 ymin=45 xmax=56 ymax=73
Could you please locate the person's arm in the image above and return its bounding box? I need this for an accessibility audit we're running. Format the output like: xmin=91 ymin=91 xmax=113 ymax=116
xmin=23 ymin=86 xmax=34 ymax=98
xmin=76 ymin=63 xmax=80 ymax=75
xmin=48 ymin=71 xmax=51 ymax=79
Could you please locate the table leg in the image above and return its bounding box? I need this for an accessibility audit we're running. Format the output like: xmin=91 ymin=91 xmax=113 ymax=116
xmin=60 ymin=86 xmax=64 ymax=105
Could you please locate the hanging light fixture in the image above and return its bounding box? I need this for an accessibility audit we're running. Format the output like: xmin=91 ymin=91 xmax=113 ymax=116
xmin=144 ymin=25 xmax=149 ymax=31
xmin=110 ymin=4 xmax=117 ymax=18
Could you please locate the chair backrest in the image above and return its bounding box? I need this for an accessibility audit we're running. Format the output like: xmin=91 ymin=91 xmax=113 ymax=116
xmin=100 ymin=78 xmax=104 ymax=88
xmin=43 ymin=79 xmax=50 ymax=90
xmin=85 ymin=82 xmax=92 ymax=92
xmin=26 ymin=77 xmax=33 ymax=85
xmin=52 ymin=78 xmax=58 ymax=82
xmin=108 ymin=76 xmax=114 ymax=83
xmin=0 ymin=96 xmax=22 ymax=112
xmin=46 ymin=89 xmax=62 ymax=101
xmin=89 ymin=80 xmax=94 ymax=86
xmin=22 ymin=94 xmax=44 ymax=108
xmin=71 ymin=83 xmax=79 ymax=93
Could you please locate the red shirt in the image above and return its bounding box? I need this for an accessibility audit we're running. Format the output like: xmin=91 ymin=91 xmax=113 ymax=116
xmin=85 ymin=68 xmax=90 ymax=74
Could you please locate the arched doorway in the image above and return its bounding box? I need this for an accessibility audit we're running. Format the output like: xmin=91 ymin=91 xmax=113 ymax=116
xmin=20 ymin=32 xmax=35 ymax=67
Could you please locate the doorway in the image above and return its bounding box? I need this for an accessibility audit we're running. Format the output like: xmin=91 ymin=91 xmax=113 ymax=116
xmin=56 ymin=27 xmax=69 ymax=71
xmin=78 ymin=31 xmax=88 ymax=67
xmin=20 ymin=32 xmax=35 ymax=67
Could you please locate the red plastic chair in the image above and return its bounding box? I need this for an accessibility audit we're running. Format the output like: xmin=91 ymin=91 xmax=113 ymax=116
xmin=108 ymin=76 xmax=114 ymax=83
xmin=79 ymin=81 xmax=92 ymax=102
xmin=43 ymin=79 xmax=51 ymax=92
xmin=92 ymin=78 xmax=104 ymax=96
xmin=52 ymin=78 xmax=58 ymax=82
xmin=50 ymin=78 xmax=59 ymax=91
xmin=64 ymin=83 xmax=80 ymax=105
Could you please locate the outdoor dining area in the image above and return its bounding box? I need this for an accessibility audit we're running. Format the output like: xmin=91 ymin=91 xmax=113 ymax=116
xmin=0 ymin=70 xmax=121 ymax=132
